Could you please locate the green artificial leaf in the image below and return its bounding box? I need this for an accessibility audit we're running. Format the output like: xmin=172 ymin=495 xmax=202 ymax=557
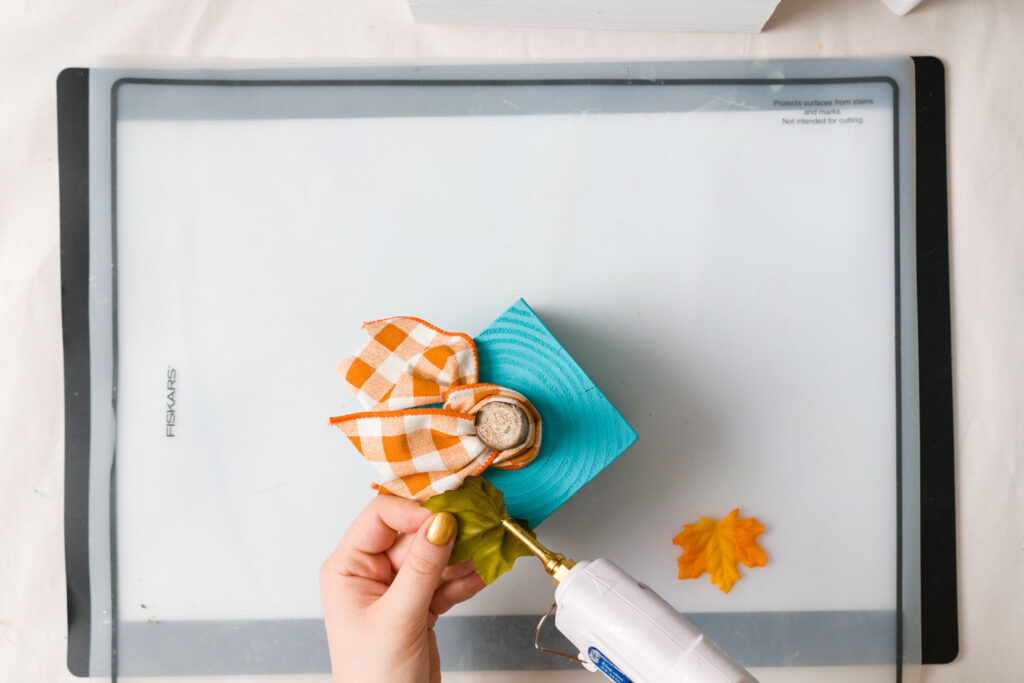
xmin=421 ymin=476 xmax=538 ymax=584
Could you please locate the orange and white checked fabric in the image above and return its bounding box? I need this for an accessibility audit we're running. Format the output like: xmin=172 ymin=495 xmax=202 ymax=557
xmin=330 ymin=318 xmax=541 ymax=500
xmin=337 ymin=317 xmax=479 ymax=411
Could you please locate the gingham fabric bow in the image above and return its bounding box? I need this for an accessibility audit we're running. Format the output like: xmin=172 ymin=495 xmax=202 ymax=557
xmin=330 ymin=317 xmax=542 ymax=500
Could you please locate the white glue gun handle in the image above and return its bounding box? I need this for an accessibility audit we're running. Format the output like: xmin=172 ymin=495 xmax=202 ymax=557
xmin=553 ymin=559 xmax=758 ymax=683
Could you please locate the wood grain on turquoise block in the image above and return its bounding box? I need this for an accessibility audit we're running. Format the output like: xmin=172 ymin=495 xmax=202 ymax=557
xmin=476 ymin=299 xmax=638 ymax=528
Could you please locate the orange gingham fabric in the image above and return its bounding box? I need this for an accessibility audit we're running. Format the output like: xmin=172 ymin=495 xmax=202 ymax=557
xmin=330 ymin=318 xmax=541 ymax=500
xmin=337 ymin=317 xmax=479 ymax=411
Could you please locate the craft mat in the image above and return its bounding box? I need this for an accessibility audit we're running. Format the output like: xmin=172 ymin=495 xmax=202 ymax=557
xmin=72 ymin=61 xmax=918 ymax=678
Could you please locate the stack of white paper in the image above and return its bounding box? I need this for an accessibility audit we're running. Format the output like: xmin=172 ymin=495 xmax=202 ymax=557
xmin=881 ymin=0 xmax=925 ymax=15
xmin=407 ymin=0 xmax=782 ymax=34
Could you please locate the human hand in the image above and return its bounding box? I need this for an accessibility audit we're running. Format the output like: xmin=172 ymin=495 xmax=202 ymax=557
xmin=319 ymin=495 xmax=487 ymax=683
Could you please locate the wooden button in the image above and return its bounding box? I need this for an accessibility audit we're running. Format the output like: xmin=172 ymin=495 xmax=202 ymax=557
xmin=475 ymin=402 xmax=530 ymax=450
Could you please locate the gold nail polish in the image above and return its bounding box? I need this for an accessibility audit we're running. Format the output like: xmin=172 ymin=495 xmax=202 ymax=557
xmin=426 ymin=511 xmax=458 ymax=545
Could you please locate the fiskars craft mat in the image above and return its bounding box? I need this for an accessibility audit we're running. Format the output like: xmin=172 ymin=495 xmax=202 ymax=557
xmin=58 ymin=58 xmax=955 ymax=679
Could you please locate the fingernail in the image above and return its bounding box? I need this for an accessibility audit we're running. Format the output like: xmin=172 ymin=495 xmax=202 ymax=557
xmin=426 ymin=512 xmax=458 ymax=545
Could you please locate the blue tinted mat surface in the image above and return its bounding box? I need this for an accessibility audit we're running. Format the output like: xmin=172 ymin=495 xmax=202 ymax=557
xmin=59 ymin=60 xmax=934 ymax=678
xmin=477 ymin=299 xmax=638 ymax=527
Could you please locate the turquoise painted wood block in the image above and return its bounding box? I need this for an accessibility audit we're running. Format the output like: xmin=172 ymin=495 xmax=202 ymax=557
xmin=477 ymin=299 xmax=638 ymax=527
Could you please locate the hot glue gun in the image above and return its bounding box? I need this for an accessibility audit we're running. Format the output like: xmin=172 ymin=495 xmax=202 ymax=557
xmin=501 ymin=518 xmax=758 ymax=683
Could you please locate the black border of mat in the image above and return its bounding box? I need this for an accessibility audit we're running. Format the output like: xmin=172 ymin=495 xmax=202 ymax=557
xmin=57 ymin=60 xmax=957 ymax=676
xmin=912 ymin=56 xmax=959 ymax=665
xmin=57 ymin=67 xmax=92 ymax=678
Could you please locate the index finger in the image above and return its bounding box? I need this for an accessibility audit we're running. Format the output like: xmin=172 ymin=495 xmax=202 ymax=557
xmin=330 ymin=495 xmax=431 ymax=565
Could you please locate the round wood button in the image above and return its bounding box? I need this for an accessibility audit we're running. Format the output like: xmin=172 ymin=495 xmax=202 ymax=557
xmin=475 ymin=402 xmax=530 ymax=451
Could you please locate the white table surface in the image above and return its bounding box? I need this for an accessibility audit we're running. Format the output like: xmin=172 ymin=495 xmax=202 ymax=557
xmin=1 ymin=0 xmax=1021 ymax=681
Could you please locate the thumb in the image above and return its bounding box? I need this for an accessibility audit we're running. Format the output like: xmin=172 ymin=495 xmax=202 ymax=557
xmin=385 ymin=511 xmax=458 ymax=622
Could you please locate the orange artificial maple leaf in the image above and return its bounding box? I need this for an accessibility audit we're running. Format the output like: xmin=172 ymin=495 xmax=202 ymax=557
xmin=672 ymin=509 xmax=767 ymax=593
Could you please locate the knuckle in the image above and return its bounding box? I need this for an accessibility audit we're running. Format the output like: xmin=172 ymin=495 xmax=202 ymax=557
xmin=429 ymin=597 xmax=453 ymax=617
xmin=403 ymin=549 xmax=443 ymax=577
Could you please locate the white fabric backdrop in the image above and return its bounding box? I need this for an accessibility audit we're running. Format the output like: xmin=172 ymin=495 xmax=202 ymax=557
xmin=1 ymin=0 xmax=1021 ymax=681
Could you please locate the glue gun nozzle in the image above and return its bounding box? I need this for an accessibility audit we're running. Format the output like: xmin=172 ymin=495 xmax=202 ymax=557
xmin=501 ymin=518 xmax=576 ymax=584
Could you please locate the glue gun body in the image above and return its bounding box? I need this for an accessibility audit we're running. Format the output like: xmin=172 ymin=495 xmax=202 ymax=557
xmin=553 ymin=559 xmax=758 ymax=683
